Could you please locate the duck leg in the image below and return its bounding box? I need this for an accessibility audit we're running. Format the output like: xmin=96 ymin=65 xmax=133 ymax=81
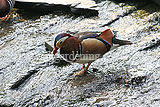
xmin=0 ymin=15 xmax=9 ymax=21
xmin=74 ymin=62 xmax=92 ymax=76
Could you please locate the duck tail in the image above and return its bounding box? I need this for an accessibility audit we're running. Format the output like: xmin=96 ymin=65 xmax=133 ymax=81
xmin=110 ymin=37 xmax=132 ymax=50
xmin=112 ymin=37 xmax=132 ymax=46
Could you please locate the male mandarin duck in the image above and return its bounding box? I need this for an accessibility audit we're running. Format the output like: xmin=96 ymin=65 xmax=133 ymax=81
xmin=53 ymin=29 xmax=132 ymax=76
xmin=0 ymin=0 xmax=15 ymax=21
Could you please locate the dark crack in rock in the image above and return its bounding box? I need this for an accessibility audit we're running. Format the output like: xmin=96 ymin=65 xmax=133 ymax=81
xmin=139 ymin=38 xmax=160 ymax=51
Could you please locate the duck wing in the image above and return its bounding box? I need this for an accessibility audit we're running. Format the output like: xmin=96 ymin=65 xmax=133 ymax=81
xmin=74 ymin=31 xmax=100 ymax=40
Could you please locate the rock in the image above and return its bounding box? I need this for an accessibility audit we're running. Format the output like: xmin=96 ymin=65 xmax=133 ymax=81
xmin=45 ymin=42 xmax=53 ymax=52
xmin=0 ymin=0 xmax=160 ymax=106
xmin=15 ymin=0 xmax=98 ymax=16
xmin=138 ymin=37 xmax=160 ymax=51
xmin=152 ymin=0 xmax=160 ymax=6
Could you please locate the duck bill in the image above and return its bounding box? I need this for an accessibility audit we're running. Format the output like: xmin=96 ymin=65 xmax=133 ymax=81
xmin=53 ymin=47 xmax=58 ymax=54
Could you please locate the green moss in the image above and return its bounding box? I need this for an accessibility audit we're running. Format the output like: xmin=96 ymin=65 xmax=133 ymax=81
xmin=133 ymin=10 xmax=150 ymax=19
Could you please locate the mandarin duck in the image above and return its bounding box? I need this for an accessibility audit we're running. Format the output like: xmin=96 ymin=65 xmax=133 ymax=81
xmin=53 ymin=29 xmax=132 ymax=76
xmin=0 ymin=0 xmax=15 ymax=21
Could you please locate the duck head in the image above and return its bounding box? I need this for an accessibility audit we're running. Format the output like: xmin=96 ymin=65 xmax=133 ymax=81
xmin=53 ymin=33 xmax=72 ymax=54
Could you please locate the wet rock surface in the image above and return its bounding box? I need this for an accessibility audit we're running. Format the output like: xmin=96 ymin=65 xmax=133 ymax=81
xmin=15 ymin=0 xmax=98 ymax=16
xmin=0 ymin=0 xmax=160 ymax=106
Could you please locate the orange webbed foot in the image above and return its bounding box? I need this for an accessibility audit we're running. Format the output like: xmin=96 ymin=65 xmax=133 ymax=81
xmin=74 ymin=62 xmax=92 ymax=76
xmin=74 ymin=70 xmax=86 ymax=76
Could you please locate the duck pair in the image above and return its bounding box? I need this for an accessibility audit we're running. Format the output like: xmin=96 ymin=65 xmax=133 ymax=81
xmin=53 ymin=29 xmax=132 ymax=76
xmin=0 ymin=0 xmax=15 ymax=21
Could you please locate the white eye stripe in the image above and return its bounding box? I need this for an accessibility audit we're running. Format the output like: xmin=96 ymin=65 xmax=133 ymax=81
xmin=57 ymin=36 xmax=69 ymax=45
xmin=7 ymin=0 xmax=14 ymax=11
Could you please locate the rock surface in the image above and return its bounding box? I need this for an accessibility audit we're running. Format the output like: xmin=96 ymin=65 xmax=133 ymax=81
xmin=15 ymin=0 xmax=98 ymax=16
xmin=152 ymin=0 xmax=160 ymax=6
xmin=0 ymin=0 xmax=160 ymax=106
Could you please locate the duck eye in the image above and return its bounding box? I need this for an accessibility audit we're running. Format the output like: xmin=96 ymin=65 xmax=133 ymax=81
xmin=59 ymin=41 xmax=63 ymax=44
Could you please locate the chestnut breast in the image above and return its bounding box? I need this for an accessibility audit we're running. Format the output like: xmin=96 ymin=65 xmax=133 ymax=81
xmin=60 ymin=37 xmax=80 ymax=61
